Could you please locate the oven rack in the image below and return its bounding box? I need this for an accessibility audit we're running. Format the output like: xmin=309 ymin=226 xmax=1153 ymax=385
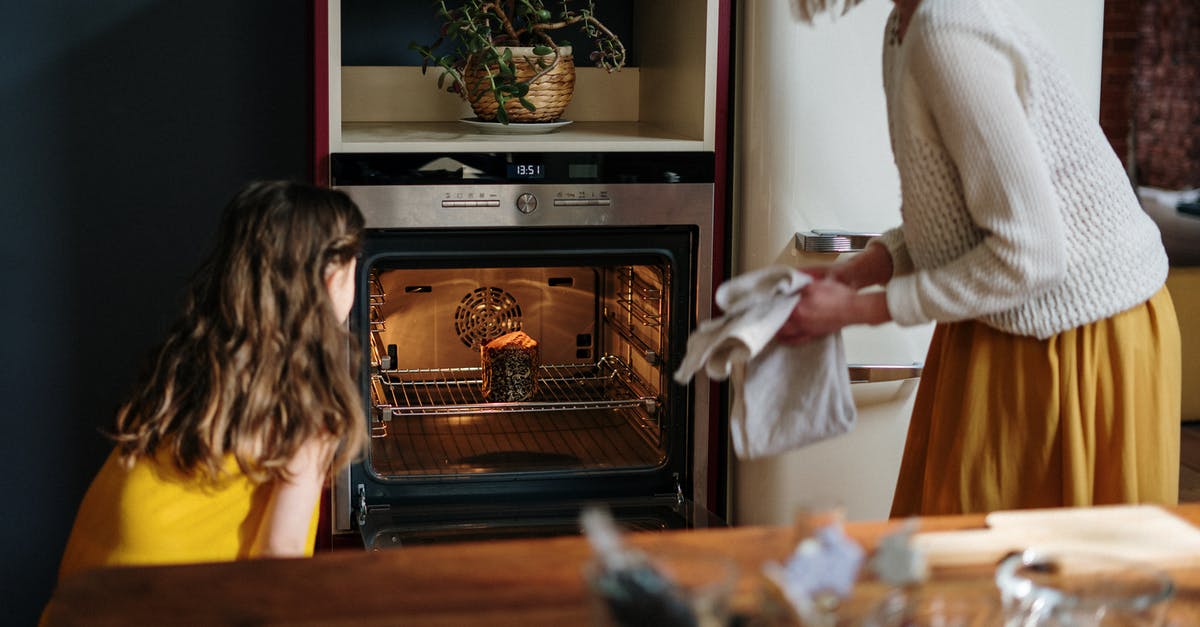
xmin=373 ymin=356 xmax=659 ymax=418
xmin=613 ymin=267 xmax=662 ymax=329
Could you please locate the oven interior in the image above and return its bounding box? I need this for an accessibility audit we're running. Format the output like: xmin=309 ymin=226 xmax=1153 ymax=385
xmin=365 ymin=260 xmax=672 ymax=480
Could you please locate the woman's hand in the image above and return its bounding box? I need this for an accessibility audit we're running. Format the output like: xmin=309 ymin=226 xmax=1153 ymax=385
xmin=822 ymin=242 xmax=895 ymax=289
xmin=775 ymin=279 xmax=891 ymax=344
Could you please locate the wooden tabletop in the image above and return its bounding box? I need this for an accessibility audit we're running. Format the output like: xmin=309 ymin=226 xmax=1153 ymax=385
xmin=42 ymin=504 xmax=1200 ymax=626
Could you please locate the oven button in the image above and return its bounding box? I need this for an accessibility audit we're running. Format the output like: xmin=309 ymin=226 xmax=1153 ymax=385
xmin=553 ymin=198 xmax=612 ymax=207
xmin=441 ymin=200 xmax=500 ymax=208
xmin=516 ymin=193 xmax=538 ymax=214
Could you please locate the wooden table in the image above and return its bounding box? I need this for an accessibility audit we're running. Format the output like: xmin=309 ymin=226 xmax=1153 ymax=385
xmin=42 ymin=504 xmax=1200 ymax=626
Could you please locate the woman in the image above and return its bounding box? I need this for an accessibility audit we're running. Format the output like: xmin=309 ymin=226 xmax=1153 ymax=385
xmin=778 ymin=0 xmax=1181 ymax=515
xmin=56 ymin=181 xmax=369 ymax=578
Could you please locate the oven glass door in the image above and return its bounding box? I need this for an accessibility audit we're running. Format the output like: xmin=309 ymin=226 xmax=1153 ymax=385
xmin=357 ymin=498 xmax=725 ymax=549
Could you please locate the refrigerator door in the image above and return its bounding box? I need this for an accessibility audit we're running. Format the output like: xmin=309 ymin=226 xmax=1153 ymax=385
xmin=730 ymin=0 xmax=1105 ymax=523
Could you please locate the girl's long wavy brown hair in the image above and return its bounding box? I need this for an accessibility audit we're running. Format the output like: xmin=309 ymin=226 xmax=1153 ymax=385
xmin=112 ymin=181 xmax=368 ymax=483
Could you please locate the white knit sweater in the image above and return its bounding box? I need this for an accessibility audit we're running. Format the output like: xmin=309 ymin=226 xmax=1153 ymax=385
xmin=877 ymin=0 xmax=1168 ymax=339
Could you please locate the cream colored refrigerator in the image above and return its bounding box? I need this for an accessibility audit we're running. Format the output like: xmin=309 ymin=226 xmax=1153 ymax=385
xmin=730 ymin=0 xmax=1106 ymax=523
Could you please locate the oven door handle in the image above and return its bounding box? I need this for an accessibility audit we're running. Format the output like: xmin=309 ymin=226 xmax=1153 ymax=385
xmin=848 ymin=363 xmax=923 ymax=384
xmin=795 ymin=230 xmax=881 ymax=253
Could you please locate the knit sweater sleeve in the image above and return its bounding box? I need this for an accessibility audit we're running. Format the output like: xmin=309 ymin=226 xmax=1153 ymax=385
xmin=885 ymin=18 xmax=1067 ymax=327
xmin=871 ymin=227 xmax=913 ymax=276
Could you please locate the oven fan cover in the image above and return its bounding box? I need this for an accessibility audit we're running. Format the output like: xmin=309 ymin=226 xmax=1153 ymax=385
xmin=453 ymin=286 xmax=524 ymax=349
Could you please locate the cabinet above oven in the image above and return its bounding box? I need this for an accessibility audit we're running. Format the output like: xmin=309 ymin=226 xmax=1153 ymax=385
xmin=314 ymin=0 xmax=729 ymax=155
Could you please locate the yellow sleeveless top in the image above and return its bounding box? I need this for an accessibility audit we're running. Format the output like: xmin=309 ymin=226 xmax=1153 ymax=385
xmin=58 ymin=448 xmax=320 ymax=580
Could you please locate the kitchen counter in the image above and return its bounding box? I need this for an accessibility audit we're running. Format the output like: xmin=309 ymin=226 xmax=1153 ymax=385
xmin=42 ymin=504 xmax=1200 ymax=626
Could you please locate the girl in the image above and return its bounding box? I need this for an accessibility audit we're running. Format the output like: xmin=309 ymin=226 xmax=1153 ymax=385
xmin=778 ymin=0 xmax=1181 ymax=515
xmin=57 ymin=180 xmax=368 ymax=578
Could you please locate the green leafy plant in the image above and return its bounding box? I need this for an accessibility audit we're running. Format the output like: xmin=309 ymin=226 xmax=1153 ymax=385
xmin=411 ymin=0 xmax=627 ymax=124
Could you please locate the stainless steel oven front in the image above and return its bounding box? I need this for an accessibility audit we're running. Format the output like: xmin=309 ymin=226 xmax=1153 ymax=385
xmin=330 ymin=152 xmax=720 ymax=548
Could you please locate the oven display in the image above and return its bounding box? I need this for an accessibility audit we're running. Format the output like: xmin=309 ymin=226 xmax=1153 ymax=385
xmin=569 ymin=163 xmax=599 ymax=179
xmin=331 ymin=152 xmax=714 ymax=185
xmin=507 ymin=163 xmax=544 ymax=179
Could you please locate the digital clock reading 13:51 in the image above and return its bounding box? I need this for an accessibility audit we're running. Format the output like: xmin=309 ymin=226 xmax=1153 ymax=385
xmin=507 ymin=163 xmax=545 ymax=179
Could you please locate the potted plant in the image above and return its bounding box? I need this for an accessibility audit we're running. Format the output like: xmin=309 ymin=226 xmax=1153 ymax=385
xmin=411 ymin=1 xmax=627 ymax=124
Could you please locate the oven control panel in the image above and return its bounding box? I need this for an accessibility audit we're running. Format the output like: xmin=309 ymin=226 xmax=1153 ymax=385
xmin=333 ymin=152 xmax=714 ymax=229
xmin=437 ymin=190 xmax=613 ymax=214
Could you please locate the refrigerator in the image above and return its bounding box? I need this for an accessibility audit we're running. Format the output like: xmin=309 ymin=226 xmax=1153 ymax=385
xmin=730 ymin=0 xmax=1106 ymax=524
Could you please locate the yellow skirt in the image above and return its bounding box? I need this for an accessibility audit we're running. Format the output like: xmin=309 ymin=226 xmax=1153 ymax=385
xmin=890 ymin=286 xmax=1181 ymax=517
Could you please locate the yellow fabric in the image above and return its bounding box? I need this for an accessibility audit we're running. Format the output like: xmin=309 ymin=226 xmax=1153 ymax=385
xmin=1165 ymin=267 xmax=1200 ymax=422
xmin=891 ymin=286 xmax=1182 ymax=517
xmin=57 ymin=448 xmax=320 ymax=580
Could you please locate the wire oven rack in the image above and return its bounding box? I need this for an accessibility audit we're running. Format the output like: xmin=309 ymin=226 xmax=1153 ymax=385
xmin=372 ymin=355 xmax=659 ymax=419
xmin=368 ymin=356 xmax=666 ymax=475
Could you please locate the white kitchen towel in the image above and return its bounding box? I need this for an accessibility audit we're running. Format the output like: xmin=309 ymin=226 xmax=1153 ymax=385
xmin=674 ymin=265 xmax=856 ymax=459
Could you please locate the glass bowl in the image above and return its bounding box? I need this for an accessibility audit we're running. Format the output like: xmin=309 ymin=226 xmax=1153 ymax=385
xmin=860 ymin=582 xmax=1003 ymax=626
xmin=994 ymin=549 xmax=1174 ymax=626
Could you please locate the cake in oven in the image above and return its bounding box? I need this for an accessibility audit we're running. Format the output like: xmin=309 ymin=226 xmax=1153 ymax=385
xmin=481 ymin=330 xmax=540 ymax=402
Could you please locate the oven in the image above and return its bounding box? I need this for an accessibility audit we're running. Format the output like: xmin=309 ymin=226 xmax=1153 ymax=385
xmin=329 ymin=152 xmax=723 ymax=548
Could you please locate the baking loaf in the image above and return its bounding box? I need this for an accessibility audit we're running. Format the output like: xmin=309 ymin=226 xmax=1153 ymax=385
xmin=481 ymin=330 xmax=539 ymax=402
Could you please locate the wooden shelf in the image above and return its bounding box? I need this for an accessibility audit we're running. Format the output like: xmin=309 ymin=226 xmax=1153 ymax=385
xmin=324 ymin=0 xmax=720 ymax=156
xmin=340 ymin=121 xmax=706 ymax=153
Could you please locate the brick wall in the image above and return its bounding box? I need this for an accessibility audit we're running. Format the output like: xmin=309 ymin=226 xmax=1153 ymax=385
xmin=1100 ymin=0 xmax=1140 ymax=170
xmin=1101 ymin=0 xmax=1200 ymax=190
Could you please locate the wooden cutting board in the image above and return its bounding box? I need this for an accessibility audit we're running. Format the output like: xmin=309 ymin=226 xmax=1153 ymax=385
xmin=913 ymin=504 xmax=1200 ymax=568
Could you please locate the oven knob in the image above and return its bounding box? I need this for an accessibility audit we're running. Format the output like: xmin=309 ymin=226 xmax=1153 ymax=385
xmin=515 ymin=193 xmax=538 ymax=214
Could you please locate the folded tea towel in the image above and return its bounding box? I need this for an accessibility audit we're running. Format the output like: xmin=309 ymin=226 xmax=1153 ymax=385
xmin=674 ymin=265 xmax=856 ymax=459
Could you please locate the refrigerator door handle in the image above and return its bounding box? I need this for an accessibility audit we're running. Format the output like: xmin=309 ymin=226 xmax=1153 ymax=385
xmin=795 ymin=230 xmax=881 ymax=253
xmin=848 ymin=363 xmax=923 ymax=384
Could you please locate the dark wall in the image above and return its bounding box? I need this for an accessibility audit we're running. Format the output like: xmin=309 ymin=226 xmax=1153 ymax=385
xmin=0 ymin=1 xmax=311 ymax=623
xmin=341 ymin=0 xmax=637 ymax=67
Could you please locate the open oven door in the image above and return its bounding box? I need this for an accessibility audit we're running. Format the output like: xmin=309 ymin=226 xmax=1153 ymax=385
xmin=357 ymin=497 xmax=725 ymax=550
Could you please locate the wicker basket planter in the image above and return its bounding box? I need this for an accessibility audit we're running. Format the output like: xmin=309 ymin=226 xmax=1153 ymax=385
xmin=464 ymin=47 xmax=575 ymax=123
